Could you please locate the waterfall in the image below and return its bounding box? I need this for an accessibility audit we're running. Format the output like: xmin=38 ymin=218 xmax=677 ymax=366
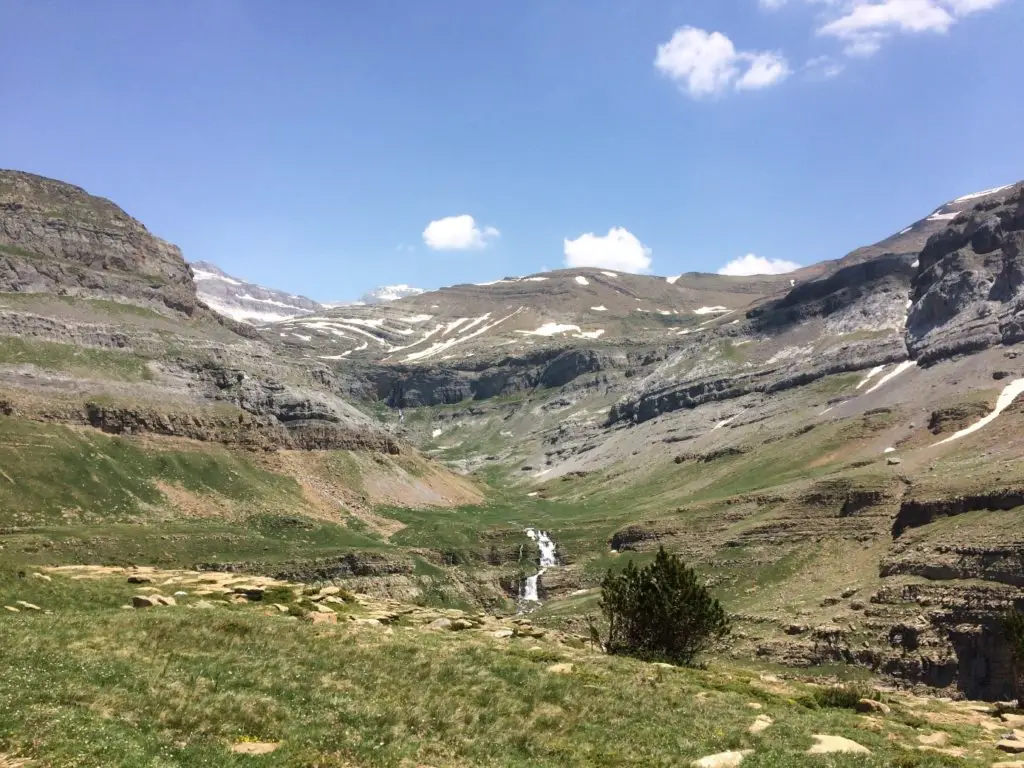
xmin=521 ymin=528 xmax=557 ymax=603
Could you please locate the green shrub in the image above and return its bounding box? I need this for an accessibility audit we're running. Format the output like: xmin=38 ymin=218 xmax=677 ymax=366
xmin=595 ymin=546 xmax=730 ymax=666
xmin=799 ymin=681 xmax=878 ymax=710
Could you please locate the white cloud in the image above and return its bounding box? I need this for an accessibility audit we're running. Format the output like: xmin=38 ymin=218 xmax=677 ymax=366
xmin=817 ymin=0 xmax=1006 ymax=56
xmin=717 ymin=253 xmax=801 ymax=276
xmin=422 ymin=215 xmax=499 ymax=251
xmin=654 ymin=26 xmax=790 ymax=97
xmin=563 ymin=228 xmax=652 ymax=274
xmin=737 ymin=52 xmax=793 ymax=89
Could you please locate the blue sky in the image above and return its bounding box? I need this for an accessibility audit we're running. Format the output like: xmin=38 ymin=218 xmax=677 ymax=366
xmin=2 ymin=0 xmax=1022 ymax=301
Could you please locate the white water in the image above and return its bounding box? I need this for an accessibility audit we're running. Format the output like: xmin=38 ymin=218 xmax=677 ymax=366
xmin=521 ymin=528 xmax=558 ymax=602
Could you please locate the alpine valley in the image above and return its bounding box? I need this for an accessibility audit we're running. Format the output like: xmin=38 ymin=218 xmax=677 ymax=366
xmin=5 ymin=168 xmax=1024 ymax=766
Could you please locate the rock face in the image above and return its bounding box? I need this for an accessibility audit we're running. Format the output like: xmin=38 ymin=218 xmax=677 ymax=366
xmin=0 ymin=170 xmax=404 ymax=454
xmin=908 ymin=183 xmax=1024 ymax=364
xmin=0 ymin=170 xmax=197 ymax=315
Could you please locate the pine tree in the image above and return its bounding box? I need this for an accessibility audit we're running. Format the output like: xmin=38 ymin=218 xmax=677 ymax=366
xmin=597 ymin=546 xmax=730 ymax=666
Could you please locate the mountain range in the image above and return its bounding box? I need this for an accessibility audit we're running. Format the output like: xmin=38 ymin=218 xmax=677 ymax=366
xmin=190 ymin=260 xmax=425 ymax=323
xmin=3 ymin=167 xmax=1024 ymax=706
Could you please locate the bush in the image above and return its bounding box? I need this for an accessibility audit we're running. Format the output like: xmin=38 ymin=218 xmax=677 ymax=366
xmin=799 ymin=682 xmax=878 ymax=710
xmin=595 ymin=547 xmax=730 ymax=666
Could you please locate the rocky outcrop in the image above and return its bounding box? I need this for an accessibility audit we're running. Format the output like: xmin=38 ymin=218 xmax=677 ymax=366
xmin=372 ymin=347 xmax=629 ymax=408
xmin=908 ymin=184 xmax=1024 ymax=365
xmin=892 ymin=489 xmax=1024 ymax=537
xmin=608 ymin=336 xmax=907 ymax=426
xmin=0 ymin=170 xmax=198 ymax=315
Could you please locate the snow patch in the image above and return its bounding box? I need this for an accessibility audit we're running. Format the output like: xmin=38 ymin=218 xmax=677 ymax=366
xmin=927 ymin=210 xmax=961 ymax=222
xmin=693 ymin=306 xmax=730 ymax=315
xmin=864 ymin=360 xmax=916 ymax=395
xmin=591 ymin=305 xmax=608 ymax=312
xmin=600 ymin=271 xmax=618 ymax=278
xmin=856 ymin=366 xmax=886 ymax=390
xmin=712 ymin=415 xmax=738 ymax=431
xmin=666 ymin=275 xmax=681 ymax=285
xmin=431 ymin=428 xmax=443 ymax=438
xmin=192 ymin=268 xmax=242 ymax=286
xmin=517 ymin=323 xmax=581 ymax=337
xmin=575 ymin=329 xmax=605 ymax=340
xmin=574 ymin=275 xmax=590 ymax=286
xmin=935 ymin=378 xmax=1024 ymax=445
xmin=954 ymin=184 xmax=1013 ymax=203
xmin=403 ymin=308 xmax=524 ymax=362
xmin=200 ymin=295 xmax=298 ymax=324
xmin=911 ymin=260 xmax=920 ymax=268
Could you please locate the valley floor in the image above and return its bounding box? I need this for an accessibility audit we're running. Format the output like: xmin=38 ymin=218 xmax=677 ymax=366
xmin=1 ymin=565 xmax=1022 ymax=767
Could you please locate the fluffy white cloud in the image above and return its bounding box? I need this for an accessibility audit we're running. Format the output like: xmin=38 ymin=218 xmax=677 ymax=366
xmin=654 ymin=27 xmax=790 ymax=97
xmin=818 ymin=0 xmax=1006 ymax=56
xmin=717 ymin=253 xmax=801 ymax=276
xmin=422 ymin=215 xmax=499 ymax=251
xmin=563 ymin=228 xmax=652 ymax=273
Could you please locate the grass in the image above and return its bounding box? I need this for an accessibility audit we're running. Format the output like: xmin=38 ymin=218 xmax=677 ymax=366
xmin=0 ymin=418 xmax=391 ymax=570
xmin=0 ymin=335 xmax=154 ymax=381
xmin=0 ymin=568 xmax=999 ymax=767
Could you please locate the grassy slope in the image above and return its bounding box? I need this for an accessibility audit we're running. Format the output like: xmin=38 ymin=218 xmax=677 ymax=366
xmin=0 ymin=569 xmax=999 ymax=768
xmin=0 ymin=418 xmax=390 ymax=569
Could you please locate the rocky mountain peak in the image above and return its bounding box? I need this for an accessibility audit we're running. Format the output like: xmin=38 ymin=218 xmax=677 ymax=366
xmin=0 ymin=169 xmax=197 ymax=315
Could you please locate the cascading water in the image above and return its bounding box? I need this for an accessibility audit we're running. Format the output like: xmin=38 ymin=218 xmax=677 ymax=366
xmin=521 ymin=528 xmax=557 ymax=603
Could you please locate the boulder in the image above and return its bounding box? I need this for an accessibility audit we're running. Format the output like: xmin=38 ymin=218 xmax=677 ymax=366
xmin=492 ymin=628 xmax=514 ymax=639
xmin=691 ymin=750 xmax=752 ymax=767
xmin=230 ymin=742 xmax=280 ymax=755
xmin=427 ymin=618 xmax=452 ymax=630
xmin=131 ymin=595 xmax=158 ymax=608
xmin=807 ymin=735 xmax=870 ymax=755
xmin=998 ymin=738 xmax=1024 ymax=755
xmin=450 ymin=619 xmax=474 ymax=631
xmin=127 ymin=575 xmax=152 ymax=584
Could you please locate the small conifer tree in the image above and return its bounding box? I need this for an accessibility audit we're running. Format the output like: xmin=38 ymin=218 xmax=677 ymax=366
xmin=597 ymin=546 xmax=730 ymax=666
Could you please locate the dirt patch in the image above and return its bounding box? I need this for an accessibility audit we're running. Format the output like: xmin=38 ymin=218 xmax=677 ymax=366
xmin=153 ymin=481 xmax=233 ymax=520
